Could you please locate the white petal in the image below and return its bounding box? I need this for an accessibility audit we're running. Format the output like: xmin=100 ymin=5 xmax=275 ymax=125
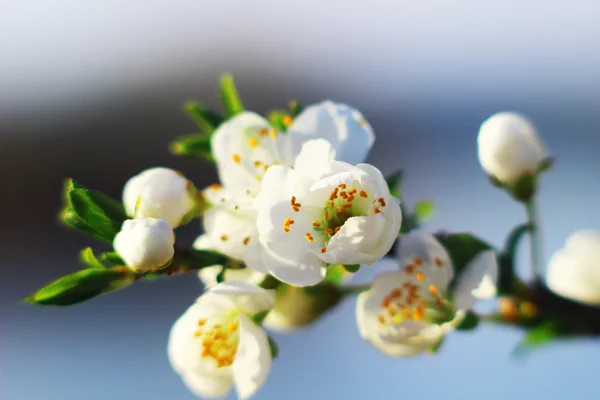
xmin=292 ymin=139 xmax=336 ymax=180
xmin=261 ymin=247 xmax=326 ymax=287
xmin=396 ymin=231 xmax=454 ymax=291
xmin=180 ymin=371 xmax=233 ymax=399
xmin=232 ymin=315 xmax=272 ymax=400
xmin=207 ymin=282 xmax=275 ymax=316
xmin=453 ymin=250 xmax=498 ymax=310
xmin=322 ymin=215 xmax=387 ymax=265
xmin=168 ymin=305 xmax=197 ymax=374
xmin=287 ymin=100 xmax=375 ymax=164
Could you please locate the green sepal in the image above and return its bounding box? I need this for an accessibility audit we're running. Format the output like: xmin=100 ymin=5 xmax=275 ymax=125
xmin=413 ymin=200 xmax=437 ymax=222
xmin=25 ymin=267 xmax=135 ymax=306
xmin=169 ymin=133 xmax=214 ymax=162
xmin=267 ymin=336 xmax=279 ymax=359
xmin=512 ymin=173 xmax=536 ymax=203
xmin=342 ymin=264 xmax=360 ymax=273
xmin=79 ymin=247 xmax=108 ymax=269
xmin=456 ymin=311 xmax=480 ymax=331
xmin=435 ymin=232 xmax=495 ymax=289
xmin=324 ymin=264 xmax=348 ymax=285
xmin=219 ymin=73 xmax=244 ymax=117
xmin=252 ymin=310 xmax=270 ymax=325
xmin=60 ymin=179 xmax=128 ymax=243
xmin=215 ymin=265 xmax=226 ymax=283
xmin=288 ymin=100 xmax=303 ymax=117
xmin=99 ymin=252 xmax=125 ymax=267
xmin=183 ymin=101 xmax=224 ymax=135
xmin=268 ymin=110 xmax=293 ymax=131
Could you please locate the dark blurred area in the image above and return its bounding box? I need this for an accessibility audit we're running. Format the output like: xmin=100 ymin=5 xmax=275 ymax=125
xmin=4 ymin=1 xmax=600 ymax=399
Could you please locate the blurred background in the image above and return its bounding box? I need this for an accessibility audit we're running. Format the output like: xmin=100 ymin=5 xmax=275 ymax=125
xmin=3 ymin=1 xmax=600 ymax=399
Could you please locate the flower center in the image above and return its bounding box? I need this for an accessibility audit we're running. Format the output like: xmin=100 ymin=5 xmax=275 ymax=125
xmin=376 ymin=257 xmax=448 ymax=326
xmin=194 ymin=318 xmax=240 ymax=368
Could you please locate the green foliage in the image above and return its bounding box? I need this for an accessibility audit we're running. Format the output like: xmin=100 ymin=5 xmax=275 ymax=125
xmin=79 ymin=247 xmax=108 ymax=269
xmin=324 ymin=264 xmax=348 ymax=285
xmin=169 ymin=134 xmax=214 ymax=162
xmin=385 ymin=170 xmax=404 ymax=200
xmin=25 ymin=267 xmax=134 ymax=306
xmin=513 ymin=321 xmax=559 ymax=356
xmin=456 ymin=311 xmax=480 ymax=331
xmin=268 ymin=336 xmax=279 ymax=359
xmin=183 ymin=101 xmax=224 ymax=135
xmin=288 ymin=100 xmax=302 ymax=117
xmin=60 ymin=179 xmax=128 ymax=243
xmin=268 ymin=110 xmax=293 ymax=131
xmin=413 ymin=200 xmax=437 ymax=222
xmin=252 ymin=310 xmax=270 ymax=325
xmin=342 ymin=264 xmax=360 ymax=273
xmin=219 ymin=73 xmax=245 ymax=117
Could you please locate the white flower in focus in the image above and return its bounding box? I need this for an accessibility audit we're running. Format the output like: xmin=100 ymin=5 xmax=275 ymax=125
xmin=546 ymin=230 xmax=600 ymax=305
xmin=168 ymin=282 xmax=275 ymax=400
xmin=356 ymin=231 xmax=497 ymax=356
xmin=123 ymin=167 xmax=198 ymax=227
xmin=287 ymin=100 xmax=375 ymax=165
xmin=255 ymin=139 xmax=402 ymax=286
xmin=477 ymin=112 xmax=547 ymax=185
xmin=194 ymin=234 xmax=266 ymax=287
xmin=113 ymin=218 xmax=175 ymax=272
xmin=204 ymin=106 xmax=375 ymax=273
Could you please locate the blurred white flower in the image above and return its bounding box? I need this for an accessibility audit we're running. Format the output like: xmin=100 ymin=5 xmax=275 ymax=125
xmin=356 ymin=231 xmax=497 ymax=356
xmin=123 ymin=167 xmax=198 ymax=227
xmin=204 ymin=103 xmax=375 ymax=273
xmin=546 ymin=230 xmax=600 ymax=305
xmin=477 ymin=112 xmax=547 ymax=185
xmin=255 ymin=139 xmax=402 ymax=286
xmin=168 ymin=282 xmax=275 ymax=400
xmin=113 ymin=218 xmax=175 ymax=272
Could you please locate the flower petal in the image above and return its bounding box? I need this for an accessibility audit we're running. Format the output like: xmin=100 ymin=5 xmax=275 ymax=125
xmin=232 ymin=315 xmax=272 ymax=400
xmin=292 ymin=139 xmax=336 ymax=181
xmin=207 ymin=282 xmax=275 ymax=316
xmin=453 ymin=250 xmax=498 ymax=310
xmin=180 ymin=371 xmax=233 ymax=399
xmin=261 ymin=247 xmax=326 ymax=287
xmin=287 ymin=100 xmax=375 ymax=164
xmin=322 ymin=215 xmax=387 ymax=265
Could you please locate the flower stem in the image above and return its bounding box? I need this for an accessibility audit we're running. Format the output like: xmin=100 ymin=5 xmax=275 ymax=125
xmin=340 ymin=284 xmax=370 ymax=296
xmin=525 ymin=199 xmax=544 ymax=281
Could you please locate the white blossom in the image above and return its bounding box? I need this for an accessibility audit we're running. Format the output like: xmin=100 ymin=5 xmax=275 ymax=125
xmin=477 ymin=112 xmax=547 ymax=185
xmin=545 ymin=230 xmax=600 ymax=305
xmin=204 ymin=103 xmax=375 ymax=273
xmin=356 ymin=231 xmax=497 ymax=356
xmin=123 ymin=167 xmax=198 ymax=227
xmin=113 ymin=218 xmax=175 ymax=272
xmin=168 ymin=282 xmax=275 ymax=400
xmin=254 ymin=139 xmax=402 ymax=286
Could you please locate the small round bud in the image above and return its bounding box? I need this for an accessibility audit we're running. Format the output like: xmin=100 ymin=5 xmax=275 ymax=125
xmin=113 ymin=218 xmax=175 ymax=272
xmin=477 ymin=112 xmax=547 ymax=185
xmin=123 ymin=167 xmax=197 ymax=227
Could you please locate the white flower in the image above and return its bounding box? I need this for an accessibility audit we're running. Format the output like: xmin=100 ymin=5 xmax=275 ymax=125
xmin=255 ymin=139 xmax=402 ymax=286
xmin=356 ymin=231 xmax=497 ymax=356
xmin=477 ymin=112 xmax=547 ymax=185
xmin=168 ymin=282 xmax=275 ymax=400
xmin=113 ymin=218 xmax=175 ymax=272
xmin=204 ymin=104 xmax=375 ymax=273
xmin=123 ymin=167 xmax=198 ymax=227
xmin=545 ymin=230 xmax=600 ymax=305
xmin=194 ymin=234 xmax=266 ymax=287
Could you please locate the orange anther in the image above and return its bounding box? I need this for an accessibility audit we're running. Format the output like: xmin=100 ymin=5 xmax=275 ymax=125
xmin=232 ymin=154 xmax=241 ymax=163
xmin=360 ymin=190 xmax=368 ymax=198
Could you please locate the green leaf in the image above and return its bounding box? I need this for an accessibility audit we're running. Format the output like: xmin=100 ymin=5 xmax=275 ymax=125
xmin=252 ymin=310 xmax=270 ymax=325
xmin=413 ymin=200 xmax=437 ymax=222
xmin=435 ymin=232 xmax=495 ymax=287
xmin=183 ymin=101 xmax=224 ymax=135
xmin=385 ymin=170 xmax=404 ymax=200
xmin=219 ymin=73 xmax=244 ymax=117
xmin=79 ymin=247 xmax=107 ymax=269
xmin=99 ymin=252 xmax=125 ymax=267
xmin=25 ymin=267 xmax=134 ymax=306
xmin=456 ymin=311 xmax=480 ymax=331
xmin=169 ymin=134 xmax=213 ymax=162
xmin=61 ymin=179 xmax=128 ymax=243
xmin=267 ymin=336 xmax=279 ymax=359
xmin=513 ymin=321 xmax=559 ymax=357
xmin=267 ymin=109 xmax=293 ymax=132
xmin=343 ymin=264 xmax=360 ymax=273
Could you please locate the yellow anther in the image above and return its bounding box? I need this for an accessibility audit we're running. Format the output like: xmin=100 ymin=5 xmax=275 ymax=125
xmin=209 ymin=184 xmax=221 ymax=190
xmin=282 ymin=115 xmax=293 ymax=126
xmin=416 ymin=272 xmax=425 ymax=281
xmin=220 ymin=234 xmax=229 ymax=241
xmin=248 ymin=137 xmax=259 ymax=148
xmin=254 ymin=160 xmax=263 ymax=167
xmin=320 ymin=247 xmax=327 ymax=253
xmin=305 ymin=233 xmax=314 ymax=242
xmin=269 ymin=128 xmax=277 ymax=139
xmin=312 ymin=221 xmax=320 ymax=227
xmin=258 ymin=128 xmax=268 ymax=137
xmin=243 ymin=237 xmax=251 ymax=245
xmin=232 ymin=153 xmax=241 ymax=163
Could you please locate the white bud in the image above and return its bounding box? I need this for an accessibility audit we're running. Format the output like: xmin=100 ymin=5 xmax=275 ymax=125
xmin=113 ymin=218 xmax=175 ymax=272
xmin=546 ymin=230 xmax=600 ymax=305
xmin=477 ymin=112 xmax=547 ymax=185
xmin=123 ymin=167 xmax=197 ymax=227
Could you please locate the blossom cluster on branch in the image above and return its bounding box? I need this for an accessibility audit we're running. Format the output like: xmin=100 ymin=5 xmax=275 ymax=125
xmin=26 ymin=74 xmax=600 ymax=399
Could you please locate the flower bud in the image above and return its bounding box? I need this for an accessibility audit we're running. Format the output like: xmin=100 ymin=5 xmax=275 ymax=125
xmin=477 ymin=112 xmax=548 ymax=187
xmin=113 ymin=218 xmax=175 ymax=272
xmin=545 ymin=230 xmax=600 ymax=306
xmin=123 ymin=167 xmax=198 ymax=227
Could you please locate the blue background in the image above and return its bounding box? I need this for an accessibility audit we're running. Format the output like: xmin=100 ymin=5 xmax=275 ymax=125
xmin=3 ymin=1 xmax=600 ymax=399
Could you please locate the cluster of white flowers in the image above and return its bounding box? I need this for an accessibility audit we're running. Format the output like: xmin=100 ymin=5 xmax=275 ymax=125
xmin=107 ymin=103 xmax=600 ymax=399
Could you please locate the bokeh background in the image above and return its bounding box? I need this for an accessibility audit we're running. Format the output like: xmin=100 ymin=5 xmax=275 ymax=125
xmin=3 ymin=1 xmax=600 ymax=399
